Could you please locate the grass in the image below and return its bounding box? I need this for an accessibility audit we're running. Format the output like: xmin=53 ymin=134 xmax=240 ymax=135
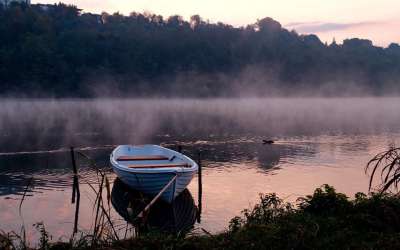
xmin=366 ymin=146 xmax=400 ymax=193
xmin=2 ymin=184 xmax=400 ymax=250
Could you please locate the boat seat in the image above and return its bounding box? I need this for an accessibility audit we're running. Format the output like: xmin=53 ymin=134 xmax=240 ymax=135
xmin=127 ymin=163 xmax=190 ymax=169
xmin=117 ymin=155 xmax=169 ymax=161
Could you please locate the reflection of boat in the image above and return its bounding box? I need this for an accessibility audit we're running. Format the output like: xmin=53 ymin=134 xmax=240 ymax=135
xmin=111 ymin=178 xmax=197 ymax=233
xmin=110 ymin=145 xmax=198 ymax=203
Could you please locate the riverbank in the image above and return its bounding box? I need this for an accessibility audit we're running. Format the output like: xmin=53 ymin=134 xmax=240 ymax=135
xmin=2 ymin=185 xmax=400 ymax=250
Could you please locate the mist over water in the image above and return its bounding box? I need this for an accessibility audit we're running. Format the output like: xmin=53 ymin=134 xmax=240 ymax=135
xmin=0 ymin=97 xmax=399 ymax=153
xmin=1 ymin=97 xmax=400 ymax=243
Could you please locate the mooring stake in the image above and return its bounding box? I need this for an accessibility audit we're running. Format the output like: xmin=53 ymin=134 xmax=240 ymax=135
xmin=71 ymin=149 xmax=76 ymax=204
xmin=70 ymin=147 xmax=80 ymax=234
xmin=197 ymin=150 xmax=203 ymax=223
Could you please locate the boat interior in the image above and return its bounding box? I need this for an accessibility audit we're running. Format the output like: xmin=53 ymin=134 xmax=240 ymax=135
xmin=116 ymin=154 xmax=191 ymax=169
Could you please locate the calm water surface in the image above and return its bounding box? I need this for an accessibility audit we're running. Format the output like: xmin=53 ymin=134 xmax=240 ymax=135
xmin=0 ymin=98 xmax=399 ymax=244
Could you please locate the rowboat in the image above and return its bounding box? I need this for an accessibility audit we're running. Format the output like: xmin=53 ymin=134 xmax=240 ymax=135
xmin=110 ymin=145 xmax=198 ymax=203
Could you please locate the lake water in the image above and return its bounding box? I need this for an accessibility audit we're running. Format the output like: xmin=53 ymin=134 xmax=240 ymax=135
xmin=0 ymin=98 xmax=399 ymax=244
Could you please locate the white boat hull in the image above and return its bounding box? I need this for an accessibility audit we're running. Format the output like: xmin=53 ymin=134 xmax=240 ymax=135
xmin=110 ymin=145 xmax=198 ymax=203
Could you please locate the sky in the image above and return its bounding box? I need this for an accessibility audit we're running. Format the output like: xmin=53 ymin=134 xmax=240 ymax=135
xmin=32 ymin=0 xmax=400 ymax=47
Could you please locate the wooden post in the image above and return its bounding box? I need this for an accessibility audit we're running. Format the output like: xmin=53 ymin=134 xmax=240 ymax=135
xmin=70 ymin=147 xmax=78 ymax=175
xmin=197 ymin=151 xmax=202 ymax=223
xmin=71 ymin=147 xmax=78 ymax=203
xmin=70 ymin=147 xmax=80 ymax=234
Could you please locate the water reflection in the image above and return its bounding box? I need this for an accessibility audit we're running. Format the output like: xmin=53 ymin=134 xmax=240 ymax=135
xmin=0 ymin=133 xmax=398 ymax=242
xmin=172 ymin=139 xmax=318 ymax=172
xmin=0 ymin=138 xmax=317 ymax=196
xmin=0 ymin=148 xmax=114 ymax=196
xmin=256 ymin=143 xmax=317 ymax=170
xmin=111 ymin=178 xmax=197 ymax=234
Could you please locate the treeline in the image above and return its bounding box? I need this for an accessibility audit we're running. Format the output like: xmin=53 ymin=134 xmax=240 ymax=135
xmin=1 ymin=2 xmax=400 ymax=97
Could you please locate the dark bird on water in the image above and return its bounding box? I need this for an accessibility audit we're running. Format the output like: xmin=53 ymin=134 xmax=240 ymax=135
xmin=262 ymin=140 xmax=275 ymax=144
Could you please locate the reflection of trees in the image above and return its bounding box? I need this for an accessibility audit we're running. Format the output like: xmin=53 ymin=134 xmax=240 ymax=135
xmin=337 ymin=138 xmax=370 ymax=155
xmin=0 ymin=149 xmax=112 ymax=196
xmin=0 ymin=173 xmax=72 ymax=196
xmin=0 ymin=174 xmax=34 ymax=196
xmin=256 ymin=143 xmax=317 ymax=171
xmin=169 ymin=140 xmax=261 ymax=167
xmin=111 ymin=178 xmax=197 ymax=234
xmin=166 ymin=139 xmax=317 ymax=172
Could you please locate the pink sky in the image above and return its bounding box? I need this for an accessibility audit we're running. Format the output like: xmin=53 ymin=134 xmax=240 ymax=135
xmin=32 ymin=0 xmax=400 ymax=47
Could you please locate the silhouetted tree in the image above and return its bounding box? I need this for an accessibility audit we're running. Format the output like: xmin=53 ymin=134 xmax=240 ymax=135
xmin=0 ymin=3 xmax=399 ymax=97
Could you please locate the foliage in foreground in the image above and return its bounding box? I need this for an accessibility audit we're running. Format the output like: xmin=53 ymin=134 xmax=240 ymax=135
xmin=2 ymin=185 xmax=400 ymax=250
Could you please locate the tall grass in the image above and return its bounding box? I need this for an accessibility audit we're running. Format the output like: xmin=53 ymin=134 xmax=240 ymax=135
xmin=74 ymin=151 xmax=120 ymax=246
xmin=366 ymin=146 xmax=400 ymax=193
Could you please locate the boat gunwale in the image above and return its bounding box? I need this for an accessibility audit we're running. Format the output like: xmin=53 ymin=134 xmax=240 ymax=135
xmin=110 ymin=145 xmax=198 ymax=174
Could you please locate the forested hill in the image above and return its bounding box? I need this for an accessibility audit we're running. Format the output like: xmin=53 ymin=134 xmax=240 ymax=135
xmin=1 ymin=3 xmax=400 ymax=97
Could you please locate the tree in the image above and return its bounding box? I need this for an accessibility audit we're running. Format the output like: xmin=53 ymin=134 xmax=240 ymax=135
xmin=1 ymin=2 xmax=400 ymax=97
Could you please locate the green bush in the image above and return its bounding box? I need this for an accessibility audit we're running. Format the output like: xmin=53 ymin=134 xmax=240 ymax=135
xmin=3 ymin=185 xmax=400 ymax=249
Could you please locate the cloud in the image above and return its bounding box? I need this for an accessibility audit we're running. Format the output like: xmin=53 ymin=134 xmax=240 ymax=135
xmin=285 ymin=21 xmax=381 ymax=33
